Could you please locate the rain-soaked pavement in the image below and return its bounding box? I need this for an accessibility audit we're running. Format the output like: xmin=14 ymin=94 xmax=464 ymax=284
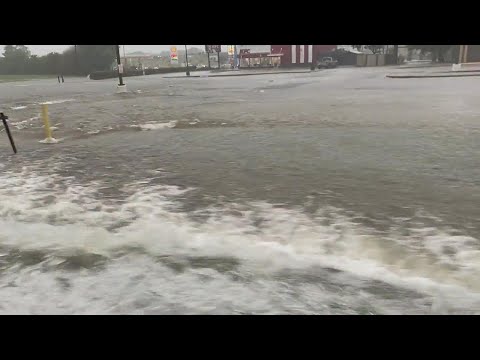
xmin=1 ymin=67 xmax=480 ymax=314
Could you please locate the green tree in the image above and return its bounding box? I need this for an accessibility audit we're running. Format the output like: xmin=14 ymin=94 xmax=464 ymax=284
xmin=25 ymin=55 xmax=43 ymax=74
xmin=407 ymin=45 xmax=452 ymax=62
xmin=62 ymin=45 xmax=116 ymax=75
xmin=45 ymin=52 xmax=63 ymax=74
xmin=351 ymin=45 xmax=385 ymax=54
xmin=2 ymin=45 xmax=30 ymax=58
xmin=366 ymin=45 xmax=385 ymax=54
xmin=0 ymin=45 xmax=31 ymax=74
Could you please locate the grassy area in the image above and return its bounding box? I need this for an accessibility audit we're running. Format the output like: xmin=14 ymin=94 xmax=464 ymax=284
xmin=0 ymin=74 xmax=56 ymax=83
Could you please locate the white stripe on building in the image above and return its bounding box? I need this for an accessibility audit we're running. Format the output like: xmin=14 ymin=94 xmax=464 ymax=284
xmin=299 ymin=45 xmax=305 ymax=63
xmin=291 ymin=45 xmax=296 ymax=64
xmin=308 ymin=45 xmax=313 ymax=63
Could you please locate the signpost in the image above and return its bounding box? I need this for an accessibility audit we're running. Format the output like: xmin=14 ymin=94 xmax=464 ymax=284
xmin=184 ymin=45 xmax=190 ymax=76
xmin=1 ymin=113 xmax=17 ymax=154
xmin=205 ymin=45 xmax=221 ymax=69
xmin=115 ymin=45 xmax=127 ymax=93
xmin=209 ymin=54 xmax=218 ymax=63
xmin=234 ymin=45 xmax=238 ymax=69
xmin=227 ymin=45 xmax=235 ymax=68
xmin=170 ymin=46 xmax=178 ymax=65
xmin=205 ymin=45 xmax=221 ymax=53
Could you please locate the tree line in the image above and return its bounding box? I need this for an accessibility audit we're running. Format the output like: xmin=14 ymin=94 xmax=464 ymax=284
xmin=351 ymin=45 xmax=454 ymax=62
xmin=0 ymin=45 xmax=458 ymax=76
xmin=407 ymin=45 xmax=453 ymax=62
xmin=0 ymin=45 xmax=116 ymax=76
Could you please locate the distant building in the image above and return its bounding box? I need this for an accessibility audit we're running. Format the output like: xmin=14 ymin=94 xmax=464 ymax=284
xmin=271 ymin=45 xmax=337 ymax=66
xmin=122 ymin=54 xmax=163 ymax=69
xmin=337 ymin=45 xmax=373 ymax=54
xmin=237 ymin=45 xmax=337 ymax=67
xmin=450 ymin=45 xmax=480 ymax=63
xmin=237 ymin=45 xmax=272 ymax=67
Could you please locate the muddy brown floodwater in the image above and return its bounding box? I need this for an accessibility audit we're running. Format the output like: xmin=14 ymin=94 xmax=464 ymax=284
xmin=1 ymin=67 xmax=480 ymax=314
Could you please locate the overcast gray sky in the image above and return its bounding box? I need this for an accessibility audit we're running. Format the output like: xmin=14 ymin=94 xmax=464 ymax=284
xmin=0 ymin=45 xmax=211 ymax=55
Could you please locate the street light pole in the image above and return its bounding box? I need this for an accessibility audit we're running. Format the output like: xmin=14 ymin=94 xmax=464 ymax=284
xmin=115 ymin=45 xmax=127 ymax=92
xmin=115 ymin=45 xmax=124 ymax=86
xmin=74 ymin=45 xmax=78 ymax=75
xmin=393 ymin=45 xmax=399 ymax=64
xmin=233 ymin=45 xmax=238 ymax=69
xmin=184 ymin=45 xmax=190 ymax=76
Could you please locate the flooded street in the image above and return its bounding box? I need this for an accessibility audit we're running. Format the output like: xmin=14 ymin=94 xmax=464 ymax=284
xmin=1 ymin=67 xmax=480 ymax=314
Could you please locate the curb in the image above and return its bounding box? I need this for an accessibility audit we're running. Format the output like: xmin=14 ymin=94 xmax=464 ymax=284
xmin=395 ymin=64 xmax=449 ymax=69
xmin=164 ymin=70 xmax=312 ymax=79
xmin=386 ymin=73 xmax=480 ymax=79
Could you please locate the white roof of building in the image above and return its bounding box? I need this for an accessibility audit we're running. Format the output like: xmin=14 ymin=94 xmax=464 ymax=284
xmin=337 ymin=45 xmax=374 ymax=54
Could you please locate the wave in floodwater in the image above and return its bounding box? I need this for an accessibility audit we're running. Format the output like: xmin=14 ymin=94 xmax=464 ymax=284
xmin=0 ymin=164 xmax=479 ymax=314
xmin=39 ymin=99 xmax=76 ymax=105
xmin=130 ymin=121 xmax=178 ymax=131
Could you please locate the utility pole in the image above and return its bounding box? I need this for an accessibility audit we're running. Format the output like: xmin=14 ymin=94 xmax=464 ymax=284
xmin=458 ymin=45 xmax=465 ymax=64
xmin=233 ymin=45 xmax=238 ymax=69
xmin=184 ymin=45 xmax=190 ymax=76
xmin=74 ymin=45 xmax=79 ymax=75
xmin=115 ymin=45 xmax=127 ymax=92
xmin=463 ymin=45 xmax=469 ymax=63
xmin=393 ymin=45 xmax=399 ymax=64
xmin=1 ymin=112 xmax=17 ymax=154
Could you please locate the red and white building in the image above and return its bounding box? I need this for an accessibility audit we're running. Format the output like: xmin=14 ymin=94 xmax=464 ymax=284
xmin=237 ymin=45 xmax=337 ymax=67
xmin=271 ymin=45 xmax=337 ymax=66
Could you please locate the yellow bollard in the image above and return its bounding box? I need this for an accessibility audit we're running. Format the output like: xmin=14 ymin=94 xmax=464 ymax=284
xmin=40 ymin=103 xmax=57 ymax=144
xmin=41 ymin=104 xmax=52 ymax=139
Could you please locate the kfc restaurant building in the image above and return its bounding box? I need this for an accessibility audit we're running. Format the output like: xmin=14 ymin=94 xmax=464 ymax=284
xmin=237 ymin=45 xmax=337 ymax=67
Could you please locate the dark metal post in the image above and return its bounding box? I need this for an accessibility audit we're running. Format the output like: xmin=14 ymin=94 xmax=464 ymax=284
xmin=1 ymin=113 xmax=17 ymax=154
xmin=217 ymin=51 xmax=220 ymax=69
xmin=207 ymin=51 xmax=211 ymax=69
xmin=74 ymin=45 xmax=78 ymax=75
xmin=184 ymin=45 xmax=190 ymax=76
xmin=233 ymin=45 xmax=238 ymax=69
xmin=115 ymin=45 xmax=124 ymax=86
xmin=393 ymin=45 xmax=399 ymax=64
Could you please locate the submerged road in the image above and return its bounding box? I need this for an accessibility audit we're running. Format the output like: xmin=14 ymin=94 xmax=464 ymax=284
xmin=1 ymin=67 xmax=479 ymax=314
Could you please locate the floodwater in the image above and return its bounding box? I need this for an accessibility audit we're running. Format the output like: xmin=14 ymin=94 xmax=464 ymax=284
xmin=1 ymin=67 xmax=480 ymax=314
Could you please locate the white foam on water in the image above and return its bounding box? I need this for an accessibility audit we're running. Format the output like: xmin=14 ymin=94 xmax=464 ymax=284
xmin=11 ymin=106 xmax=27 ymax=110
xmin=39 ymin=137 xmax=59 ymax=144
xmin=133 ymin=121 xmax=177 ymax=131
xmin=0 ymin=166 xmax=479 ymax=314
xmin=39 ymin=99 xmax=75 ymax=105
xmin=11 ymin=120 xmax=29 ymax=130
xmin=10 ymin=116 xmax=41 ymax=130
xmin=46 ymin=126 xmax=59 ymax=131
